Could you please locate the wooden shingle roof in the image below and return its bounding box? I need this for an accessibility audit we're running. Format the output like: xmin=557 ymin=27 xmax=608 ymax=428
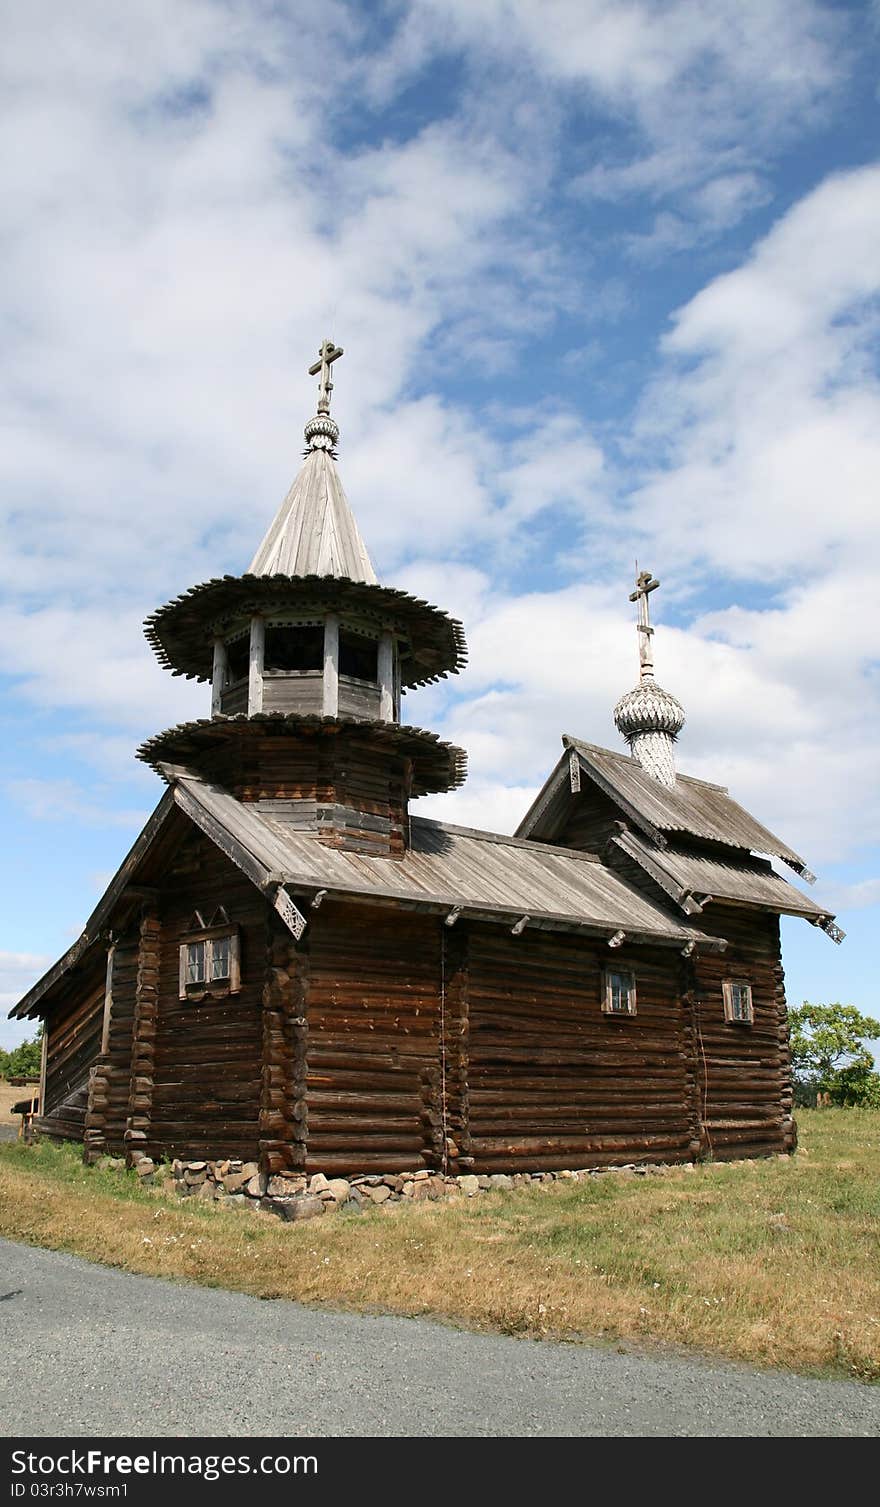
xmin=517 ymin=737 xmax=812 ymax=877
xmin=248 ymin=447 xmax=377 ymax=583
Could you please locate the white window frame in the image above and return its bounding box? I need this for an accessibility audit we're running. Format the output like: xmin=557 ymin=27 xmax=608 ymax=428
xmin=722 ymin=978 xmax=753 ymax=1024
xmin=602 ymin=968 xmax=637 ymax=1016
xmin=178 ymin=924 xmax=241 ymax=1000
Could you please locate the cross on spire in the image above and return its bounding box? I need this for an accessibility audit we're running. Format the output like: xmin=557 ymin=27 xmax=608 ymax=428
xmin=629 ymin=567 xmax=660 ymax=681
xmin=308 ymin=338 xmax=344 ymax=415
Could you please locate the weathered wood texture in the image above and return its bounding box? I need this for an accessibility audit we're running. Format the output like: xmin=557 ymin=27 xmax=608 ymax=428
xmin=199 ymin=730 xmax=411 ymax=857
xmin=124 ymin=903 xmax=161 ymax=1157
xmin=690 ymin=903 xmax=794 ymax=1158
xmin=142 ymin=831 xmax=265 ymax=1161
xmin=260 ymin=672 xmax=323 ymax=717
xmin=442 ymin=926 xmax=472 ymax=1172
xmin=259 ymin=913 xmax=308 ymax=1174
xmin=38 ymin=964 xmax=105 ymax=1142
xmin=553 ymin=784 xmax=631 ymax=854
xmin=465 ymin=925 xmax=694 ymax=1171
xmin=305 ymin=904 xmax=442 ymax=1174
xmin=83 ymin=928 xmax=140 ymax=1157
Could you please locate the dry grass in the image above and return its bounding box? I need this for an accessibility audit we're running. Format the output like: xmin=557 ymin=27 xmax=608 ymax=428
xmin=1 ymin=1110 xmax=879 ymax=1381
xmin=0 ymin=1078 xmax=32 ymax=1128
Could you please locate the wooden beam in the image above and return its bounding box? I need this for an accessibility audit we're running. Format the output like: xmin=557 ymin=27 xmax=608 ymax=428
xmin=100 ymin=942 xmax=115 ymax=1055
xmin=211 ymin=637 xmax=228 ymax=716
xmin=247 ymin=616 xmax=265 ymax=715
xmin=378 ymin=631 xmax=395 ymax=722
xmin=323 ymin=614 xmax=339 ymax=717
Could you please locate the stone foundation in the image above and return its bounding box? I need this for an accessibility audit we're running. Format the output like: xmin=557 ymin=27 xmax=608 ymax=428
xmin=104 ymin=1150 xmax=789 ymax=1221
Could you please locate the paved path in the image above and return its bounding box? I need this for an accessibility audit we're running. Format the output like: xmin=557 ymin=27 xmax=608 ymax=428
xmin=1 ymin=1238 xmax=877 ymax=1437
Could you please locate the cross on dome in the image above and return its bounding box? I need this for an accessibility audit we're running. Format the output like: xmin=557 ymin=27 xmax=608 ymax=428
xmin=629 ymin=567 xmax=660 ymax=681
xmin=308 ymin=338 xmax=344 ymax=416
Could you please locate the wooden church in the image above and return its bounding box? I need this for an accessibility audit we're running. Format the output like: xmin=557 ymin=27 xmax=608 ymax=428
xmin=11 ymin=342 xmax=844 ymax=1174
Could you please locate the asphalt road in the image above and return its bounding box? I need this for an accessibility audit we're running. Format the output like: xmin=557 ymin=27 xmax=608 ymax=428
xmin=1 ymin=1237 xmax=878 ymax=1437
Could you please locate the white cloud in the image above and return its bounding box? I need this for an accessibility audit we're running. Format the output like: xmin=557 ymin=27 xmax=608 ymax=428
xmin=0 ymin=1 xmax=875 ymax=964
xmin=7 ymin=778 xmax=150 ymax=830
xmin=0 ymin=952 xmax=51 ymax=1050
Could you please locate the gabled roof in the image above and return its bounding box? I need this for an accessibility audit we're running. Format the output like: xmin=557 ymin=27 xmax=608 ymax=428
xmin=11 ymin=767 xmax=726 ymax=1020
xmin=169 ymin=768 xmax=715 ymax=947
xmin=607 ymin=826 xmax=831 ymax=923
xmin=517 ymin=736 xmax=813 ymax=878
xmin=248 ymin=447 xmax=377 ymax=583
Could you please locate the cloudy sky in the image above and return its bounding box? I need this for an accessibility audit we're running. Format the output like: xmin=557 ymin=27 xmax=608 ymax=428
xmin=2 ymin=0 xmax=878 ymax=1046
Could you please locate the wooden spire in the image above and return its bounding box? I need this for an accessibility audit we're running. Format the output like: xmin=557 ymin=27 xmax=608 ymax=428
xmin=248 ymin=339 xmax=377 ymax=583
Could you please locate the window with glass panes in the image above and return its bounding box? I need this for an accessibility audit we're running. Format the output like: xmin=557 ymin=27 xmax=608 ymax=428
xmin=723 ymin=979 xmax=753 ymax=1023
xmin=602 ymin=968 xmax=637 ymax=1015
xmin=179 ymin=925 xmax=240 ymax=998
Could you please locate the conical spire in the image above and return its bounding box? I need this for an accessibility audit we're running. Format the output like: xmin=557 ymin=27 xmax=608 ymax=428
xmin=613 ymin=569 xmax=685 ymax=788
xmin=248 ymin=339 xmax=378 ymax=584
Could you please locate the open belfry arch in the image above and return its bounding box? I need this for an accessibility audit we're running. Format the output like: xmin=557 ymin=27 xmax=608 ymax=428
xmin=12 ymin=343 xmax=843 ymax=1175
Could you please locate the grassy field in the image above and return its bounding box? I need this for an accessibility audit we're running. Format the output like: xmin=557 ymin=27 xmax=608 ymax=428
xmin=1 ymin=1108 xmax=878 ymax=1381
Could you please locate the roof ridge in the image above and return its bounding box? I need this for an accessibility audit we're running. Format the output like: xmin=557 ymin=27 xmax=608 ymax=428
xmin=410 ymin=814 xmax=601 ymax=860
xmin=562 ymin=734 xmax=729 ymax=793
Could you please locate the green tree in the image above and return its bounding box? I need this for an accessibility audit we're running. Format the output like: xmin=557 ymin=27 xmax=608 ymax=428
xmin=0 ymin=1028 xmax=43 ymax=1080
xmin=789 ymin=1003 xmax=880 ymax=1108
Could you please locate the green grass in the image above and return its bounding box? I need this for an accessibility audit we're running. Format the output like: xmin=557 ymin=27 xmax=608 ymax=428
xmin=1 ymin=1109 xmax=879 ymax=1381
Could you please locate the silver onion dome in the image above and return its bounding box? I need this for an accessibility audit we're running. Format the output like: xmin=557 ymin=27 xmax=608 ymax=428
xmin=614 ymin=680 xmax=685 ymax=741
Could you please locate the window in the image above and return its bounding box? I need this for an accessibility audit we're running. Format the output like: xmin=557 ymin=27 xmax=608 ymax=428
xmin=603 ymin=969 xmax=637 ymax=1016
xmin=178 ymin=913 xmax=240 ymax=999
xmin=339 ymin=628 xmax=378 ymax=682
xmin=264 ymin=623 xmax=324 ymax=673
xmin=723 ymin=979 xmax=753 ymax=1024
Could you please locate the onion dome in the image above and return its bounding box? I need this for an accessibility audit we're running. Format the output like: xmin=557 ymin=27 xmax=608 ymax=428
xmin=614 ymin=681 xmax=685 ymax=740
xmin=613 ymin=569 xmax=685 ymax=789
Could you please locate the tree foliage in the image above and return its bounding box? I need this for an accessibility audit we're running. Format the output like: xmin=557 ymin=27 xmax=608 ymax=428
xmin=789 ymin=1002 xmax=880 ymax=1108
xmin=0 ymin=1029 xmax=43 ymax=1081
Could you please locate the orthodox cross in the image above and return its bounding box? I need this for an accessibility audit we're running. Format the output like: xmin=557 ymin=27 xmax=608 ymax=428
xmin=629 ymin=568 xmax=660 ymax=680
xmin=308 ymin=338 xmax=344 ymax=415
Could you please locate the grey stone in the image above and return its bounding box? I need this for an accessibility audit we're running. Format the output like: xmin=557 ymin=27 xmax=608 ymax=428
xmin=459 ymin=1175 xmax=479 ymax=1197
xmin=245 ymin=1173 xmax=267 ymax=1198
xmin=277 ymin=1196 xmax=326 ymax=1222
xmin=488 ymin=1174 xmax=514 ymax=1191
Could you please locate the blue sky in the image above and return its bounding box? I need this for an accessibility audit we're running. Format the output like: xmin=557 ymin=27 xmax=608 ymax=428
xmin=2 ymin=0 xmax=879 ymax=1047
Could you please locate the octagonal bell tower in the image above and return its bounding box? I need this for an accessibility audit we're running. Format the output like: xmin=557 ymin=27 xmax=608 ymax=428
xmin=138 ymin=341 xmax=467 ymax=856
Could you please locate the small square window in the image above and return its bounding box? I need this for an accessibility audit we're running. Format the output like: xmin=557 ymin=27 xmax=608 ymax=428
xmin=603 ymin=969 xmax=637 ymax=1016
xmin=179 ymin=924 xmax=240 ymax=999
xmin=723 ymin=979 xmax=753 ymax=1024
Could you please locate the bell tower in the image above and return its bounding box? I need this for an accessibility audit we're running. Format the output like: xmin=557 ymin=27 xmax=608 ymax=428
xmin=138 ymin=341 xmax=467 ymax=855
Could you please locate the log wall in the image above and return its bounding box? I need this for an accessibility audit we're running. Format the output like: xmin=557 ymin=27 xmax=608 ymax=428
xmin=305 ymin=904 xmax=442 ymax=1174
xmin=83 ymin=927 xmax=140 ymax=1158
xmin=204 ymin=732 xmax=410 ymax=857
xmin=465 ymin=925 xmax=694 ymax=1171
xmin=39 ymin=962 xmax=105 ymax=1142
xmin=690 ymin=903 xmax=794 ymax=1158
xmin=144 ymin=831 xmax=265 ymax=1161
